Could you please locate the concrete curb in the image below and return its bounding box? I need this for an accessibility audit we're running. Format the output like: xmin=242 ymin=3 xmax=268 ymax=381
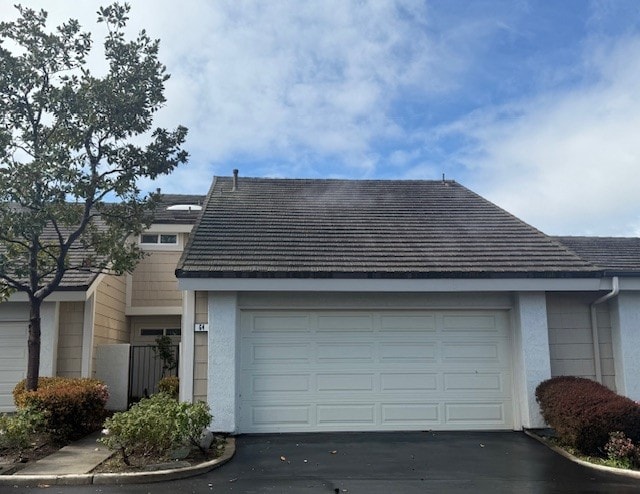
xmin=524 ymin=429 xmax=640 ymax=480
xmin=0 ymin=437 xmax=235 ymax=486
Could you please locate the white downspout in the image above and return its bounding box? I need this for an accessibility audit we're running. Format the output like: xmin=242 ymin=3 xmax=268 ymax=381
xmin=590 ymin=276 xmax=619 ymax=383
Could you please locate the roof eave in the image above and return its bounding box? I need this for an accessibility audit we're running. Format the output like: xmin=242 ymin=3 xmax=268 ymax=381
xmin=175 ymin=268 xmax=605 ymax=280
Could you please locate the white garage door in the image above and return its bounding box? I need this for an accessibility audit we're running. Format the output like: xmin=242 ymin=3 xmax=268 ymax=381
xmin=0 ymin=307 xmax=29 ymax=412
xmin=239 ymin=310 xmax=513 ymax=432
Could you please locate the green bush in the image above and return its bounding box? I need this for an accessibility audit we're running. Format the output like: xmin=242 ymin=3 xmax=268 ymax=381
xmin=100 ymin=393 xmax=211 ymax=465
xmin=13 ymin=377 xmax=109 ymax=442
xmin=158 ymin=376 xmax=179 ymax=398
xmin=0 ymin=407 xmax=46 ymax=452
xmin=604 ymin=431 xmax=637 ymax=469
xmin=536 ymin=376 xmax=640 ymax=455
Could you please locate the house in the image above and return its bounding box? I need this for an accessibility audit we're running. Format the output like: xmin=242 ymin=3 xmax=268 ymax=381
xmin=0 ymin=194 xmax=204 ymax=411
xmin=175 ymin=175 xmax=640 ymax=434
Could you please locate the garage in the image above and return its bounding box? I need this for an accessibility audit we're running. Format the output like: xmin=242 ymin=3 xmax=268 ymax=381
xmin=0 ymin=304 xmax=29 ymax=412
xmin=238 ymin=309 xmax=513 ymax=433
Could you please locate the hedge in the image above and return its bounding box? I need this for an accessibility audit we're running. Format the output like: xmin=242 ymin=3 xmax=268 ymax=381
xmin=535 ymin=376 xmax=640 ymax=456
xmin=13 ymin=377 xmax=109 ymax=442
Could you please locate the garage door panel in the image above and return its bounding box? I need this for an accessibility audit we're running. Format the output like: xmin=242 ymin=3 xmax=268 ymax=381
xmin=382 ymin=403 xmax=440 ymax=423
xmin=445 ymin=403 xmax=509 ymax=424
xmin=240 ymin=309 xmax=513 ymax=432
xmin=443 ymin=372 xmax=504 ymax=392
xmin=379 ymin=342 xmax=437 ymax=362
xmin=317 ymin=404 xmax=375 ymax=425
xmin=247 ymin=343 xmax=311 ymax=365
xmin=317 ymin=343 xmax=373 ymax=362
xmin=0 ymin=315 xmax=28 ymax=412
xmin=250 ymin=314 xmax=310 ymax=333
xmin=252 ymin=405 xmax=311 ymax=426
xmin=380 ymin=372 xmax=438 ymax=391
xmin=251 ymin=374 xmax=311 ymax=393
xmin=442 ymin=314 xmax=501 ymax=332
xmin=441 ymin=342 xmax=501 ymax=361
xmin=317 ymin=314 xmax=373 ymax=332
xmin=317 ymin=373 xmax=374 ymax=392
xmin=380 ymin=314 xmax=436 ymax=332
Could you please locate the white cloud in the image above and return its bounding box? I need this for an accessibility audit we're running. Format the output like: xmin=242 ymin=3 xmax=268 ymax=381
xmin=445 ymin=36 xmax=640 ymax=236
xmin=3 ymin=0 xmax=461 ymax=188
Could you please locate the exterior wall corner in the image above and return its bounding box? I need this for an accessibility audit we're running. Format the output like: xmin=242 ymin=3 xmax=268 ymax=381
xmin=513 ymin=292 xmax=551 ymax=428
xmin=208 ymin=291 xmax=239 ymax=433
xmin=610 ymin=292 xmax=640 ymax=401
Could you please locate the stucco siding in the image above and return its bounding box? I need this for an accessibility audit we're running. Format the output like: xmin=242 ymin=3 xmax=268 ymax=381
xmin=546 ymin=293 xmax=615 ymax=389
xmin=131 ymin=251 xmax=182 ymax=307
xmin=56 ymin=302 xmax=84 ymax=378
xmin=194 ymin=332 xmax=208 ymax=402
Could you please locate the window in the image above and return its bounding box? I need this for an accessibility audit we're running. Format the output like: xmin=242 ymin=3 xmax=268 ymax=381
xmin=139 ymin=233 xmax=178 ymax=245
xmin=140 ymin=328 xmax=181 ymax=337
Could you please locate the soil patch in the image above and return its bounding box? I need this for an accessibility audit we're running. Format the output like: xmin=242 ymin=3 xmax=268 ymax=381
xmin=91 ymin=436 xmax=226 ymax=473
xmin=0 ymin=440 xmax=61 ymax=475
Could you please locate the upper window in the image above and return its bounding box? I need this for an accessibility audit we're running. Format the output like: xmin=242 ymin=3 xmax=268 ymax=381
xmin=140 ymin=328 xmax=181 ymax=337
xmin=140 ymin=234 xmax=178 ymax=245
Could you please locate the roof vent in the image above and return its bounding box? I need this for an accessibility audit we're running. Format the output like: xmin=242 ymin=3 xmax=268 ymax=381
xmin=232 ymin=169 xmax=239 ymax=191
xmin=166 ymin=204 xmax=203 ymax=212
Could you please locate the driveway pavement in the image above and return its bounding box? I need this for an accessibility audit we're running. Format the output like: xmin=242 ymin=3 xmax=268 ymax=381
xmin=9 ymin=431 xmax=640 ymax=493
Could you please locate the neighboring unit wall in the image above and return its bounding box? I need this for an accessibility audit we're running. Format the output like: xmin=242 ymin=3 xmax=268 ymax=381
xmin=194 ymin=334 xmax=208 ymax=402
xmin=194 ymin=291 xmax=208 ymax=402
xmin=546 ymin=293 xmax=615 ymax=390
xmin=130 ymin=315 xmax=181 ymax=346
xmin=93 ymin=274 xmax=128 ymax=373
xmin=130 ymin=251 xmax=183 ymax=308
xmin=56 ymin=302 xmax=84 ymax=378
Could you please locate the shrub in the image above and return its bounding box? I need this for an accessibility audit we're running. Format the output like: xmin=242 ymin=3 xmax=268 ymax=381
xmin=100 ymin=393 xmax=211 ymax=465
xmin=154 ymin=336 xmax=177 ymax=377
xmin=158 ymin=376 xmax=179 ymax=398
xmin=604 ymin=431 xmax=637 ymax=469
xmin=0 ymin=407 xmax=45 ymax=452
xmin=13 ymin=377 xmax=109 ymax=443
xmin=536 ymin=376 xmax=640 ymax=455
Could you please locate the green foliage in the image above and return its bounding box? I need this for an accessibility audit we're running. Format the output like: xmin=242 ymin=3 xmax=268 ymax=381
xmin=154 ymin=335 xmax=177 ymax=377
xmin=604 ymin=431 xmax=638 ymax=469
xmin=0 ymin=3 xmax=187 ymax=389
xmin=158 ymin=376 xmax=179 ymax=398
xmin=13 ymin=377 xmax=109 ymax=442
xmin=100 ymin=393 xmax=211 ymax=465
xmin=0 ymin=407 xmax=46 ymax=452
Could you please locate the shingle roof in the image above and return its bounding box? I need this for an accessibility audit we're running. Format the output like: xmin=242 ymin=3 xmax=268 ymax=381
xmin=555 ymin=236 xmax=640 ymax=273
xmin=1 ymin=194 xmax=205 ymax=291
xmin=177 ymin=176 xmax=599 ymax=278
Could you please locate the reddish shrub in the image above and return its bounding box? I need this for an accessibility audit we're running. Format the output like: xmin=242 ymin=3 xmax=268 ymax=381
xmin=13 ymin=377 xmax=109 ymax=442
xmin=536 ymin=376 xmax=640 ymax=456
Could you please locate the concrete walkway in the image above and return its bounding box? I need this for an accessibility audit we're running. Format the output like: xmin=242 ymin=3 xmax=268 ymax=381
xmin=0 ymin=432 xmax=235 ymax=486
xmin=18 ymin=431 xmax=112 ymax=475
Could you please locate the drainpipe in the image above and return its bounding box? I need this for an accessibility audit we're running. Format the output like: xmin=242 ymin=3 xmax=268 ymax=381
xmin=590 ymin=276 xmax=619 ymax=383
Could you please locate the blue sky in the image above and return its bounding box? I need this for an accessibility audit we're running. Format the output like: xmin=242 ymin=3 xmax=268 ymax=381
xmin=4 ymin=1 xmax=640 ymax=236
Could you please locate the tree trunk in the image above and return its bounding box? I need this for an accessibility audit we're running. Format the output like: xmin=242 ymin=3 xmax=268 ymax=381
xmin=26 ymin=298 xmax=42 ymax=391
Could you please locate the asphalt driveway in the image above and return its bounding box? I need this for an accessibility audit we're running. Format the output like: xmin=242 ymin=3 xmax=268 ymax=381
xmin=11 ymin=431 xmax=640 ymax=493
xmin=195 ymin=431 xmax=640 ymax=494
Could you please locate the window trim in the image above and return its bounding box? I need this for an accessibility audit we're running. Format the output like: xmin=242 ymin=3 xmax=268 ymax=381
xmin=139 ymin=327 xmax=182 ymax=338
xmin=139 ymin=231 xmax=182 ymax=250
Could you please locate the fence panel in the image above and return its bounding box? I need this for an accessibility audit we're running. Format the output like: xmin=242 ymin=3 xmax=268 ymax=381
xmin=128 ymin=345 xmax=179 ymax=404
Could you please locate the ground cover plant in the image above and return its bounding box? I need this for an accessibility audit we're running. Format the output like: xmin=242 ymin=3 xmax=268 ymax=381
xmin=99 ymin=392 xmax=213 ymax=467
xmin=0 ymin=407 xmax=46 ymax=462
